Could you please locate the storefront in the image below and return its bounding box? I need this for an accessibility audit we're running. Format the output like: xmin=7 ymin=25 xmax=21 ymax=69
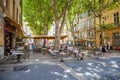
xmin=4 ymin=17 xmax=16 ymax=56
xmin=3 ymin=17 xmax=23 ymax=56
xmin=96 ymin=27 xmax=120 ymax=49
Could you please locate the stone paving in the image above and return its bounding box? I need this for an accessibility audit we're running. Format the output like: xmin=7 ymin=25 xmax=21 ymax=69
xmin=0 ymin=64 xmax=77 ymax=80
xmin=0 ymin=50 xmax=120 ymax=80
xmin=64 ymin=57 xmax=120 ymax=80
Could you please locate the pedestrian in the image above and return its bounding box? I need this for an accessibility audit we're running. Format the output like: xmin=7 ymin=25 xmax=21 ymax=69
xmin=59 ymin=45 xmax=62 ymax=52
xmin=64 ymin=46 xmax=68 ymax=53
xmin=67 ymin=45 xmax=73 ymax=56
xmin=102 ymin=46 xmax=106 ymax=53
xmin=106 ymin=43 xmax=110 ymax=53
xmin=10 ymin=49 xmax=16 ymax=55
xmin=49 ymin=47 xmax=57 ymax=57
xmin=73 ymin=47 xmax=78 ymax=58
xmin=100 ymin=45 xmax=102 ymax=52
xmin=23 ymin=45 xmax=30 ymax=58
xmin=6 ymin=46 xmax=11 ymax=55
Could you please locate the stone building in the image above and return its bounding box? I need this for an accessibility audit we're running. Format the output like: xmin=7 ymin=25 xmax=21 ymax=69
xmin=0 ymin=0 xmax=22 ymax=58
xmin=96 ymin=7 xmax=120 ymax=49
xmin=74 ymin=1 xmax=120 ymax=49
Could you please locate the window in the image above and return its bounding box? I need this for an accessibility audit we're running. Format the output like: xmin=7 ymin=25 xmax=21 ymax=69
xmin=113 ymin=33 xmax=120 ymax=46
xmin=114 ymin=12 xmax=119 ymax=26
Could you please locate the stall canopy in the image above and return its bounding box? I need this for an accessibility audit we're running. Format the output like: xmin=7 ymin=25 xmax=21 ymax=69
xmin=77 ymin=39 xmax=96 ymax=42
xmin=22 ymin=35 xmax=68 ymax=40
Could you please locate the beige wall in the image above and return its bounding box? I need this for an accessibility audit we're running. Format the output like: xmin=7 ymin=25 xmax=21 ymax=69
xmin=2 ymin=0 xmax=22 ymax=24
xmin=0 ymin=26 xmax=4 ymax=46
xmin=96 ymin=27 xmax=120 ymax=48
xmin=96 ymin=7 xmax=120 ymax=27
xmin=105 ymin=27 xmax=120 ymax=46
xmin=0 ymin=0 xmax=4 ymax=46
xmin=9 ymin=0 xmax=13 ymax=18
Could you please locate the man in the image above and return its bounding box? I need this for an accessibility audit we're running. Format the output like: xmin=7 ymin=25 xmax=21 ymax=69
xmin=102 ymin=46 xmax=106 ymax=53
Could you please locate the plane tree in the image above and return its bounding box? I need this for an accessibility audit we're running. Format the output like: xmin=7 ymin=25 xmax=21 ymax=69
xmin=23 ymin=0 xmax=53 ymax=35
xmin=23 ymin=0 xmax=54 ymax=47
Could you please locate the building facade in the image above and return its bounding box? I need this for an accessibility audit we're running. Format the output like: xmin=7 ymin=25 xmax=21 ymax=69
xmin=74 ymin=14 xmax=96 ymax=48
xmin=0 ymin=0 xmax=22 ymax=58
xmin=96 ymin=7 xmax=120 ymax=49
xmin=74 ymin=2 xmax=120 ymax=49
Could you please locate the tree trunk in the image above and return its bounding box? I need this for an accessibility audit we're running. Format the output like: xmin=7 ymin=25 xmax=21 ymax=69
xmin=93 ymin=0 xmax=97 ymax=48
xmin=43 ymin=25 xmax=48 ymax=48
xmin=54 ymin=14 xmax=66 ymax=50
xmin=99 ymin=15 xmax=104 ymax=46
xmin=55 ymin=29 xmax=60 ymax=50
xmin=52 ymin=0 xmax=70 ymax=50
xmin=43 ymin=39 xmax=46 ymax=48
xmin=54 ymin=18 xmax=60 ymax=50
xmin=99 ymin=0 xmax=104 ymax=46
xmin=94 ymin=16 xmax=97 ymax=48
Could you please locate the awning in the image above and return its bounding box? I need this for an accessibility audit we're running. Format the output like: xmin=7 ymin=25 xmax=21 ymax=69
xmin=4 ymin=16 xmax=24 ymax=38
xmin=77 ymin=39 xmax=87 ymax=42
xmin=77 ymin=39 xmax=96 ymax=42
xmin=22 ymin=35 xmax=68 ymax=40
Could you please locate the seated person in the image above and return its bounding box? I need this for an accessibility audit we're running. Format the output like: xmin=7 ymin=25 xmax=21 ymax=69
xmin=49 ymin=47 xmax=57 ymax=56
xmin=10 ymin=49 xmax=16 ymax=55
xmin=73 ymin=48 xmax=79 ymax=58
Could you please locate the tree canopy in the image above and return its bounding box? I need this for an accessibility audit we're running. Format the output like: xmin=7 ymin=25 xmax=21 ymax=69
xmin=23 ymin=0 xmax=53 ymax=35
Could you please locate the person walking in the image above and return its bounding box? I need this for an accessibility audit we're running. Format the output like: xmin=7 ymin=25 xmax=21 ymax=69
xmin=23 ymin=45 xmax=30 ymax=58
xmin=100 ymin=45 xmax=102 ymax=52
xmin=101 ymin=46 xmax=106 ymax=57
